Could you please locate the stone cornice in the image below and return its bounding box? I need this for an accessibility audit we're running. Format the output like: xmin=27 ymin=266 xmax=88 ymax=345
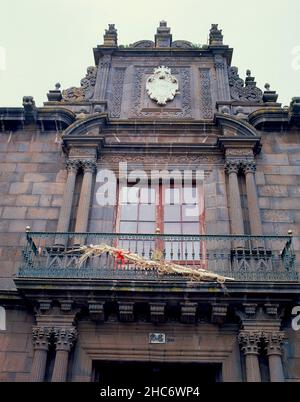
xmin=93 ymin=46 xmax=233 ymax=66
xmin=248 ymin=108 xmax=290 ymax=130
xmin=0 ymin=107 xmax=76 ymax=131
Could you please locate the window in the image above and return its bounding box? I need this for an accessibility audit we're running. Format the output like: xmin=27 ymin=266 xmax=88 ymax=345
xmin=116 ymin=180 xmax=205 ymax=263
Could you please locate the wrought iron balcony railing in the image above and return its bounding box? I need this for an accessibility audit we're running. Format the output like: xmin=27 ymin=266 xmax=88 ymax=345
xmin=17 ymin=231 xmax=298 ymax=282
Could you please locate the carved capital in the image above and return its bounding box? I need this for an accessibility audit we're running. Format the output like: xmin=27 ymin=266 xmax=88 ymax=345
xmin=66 ymin=159 xmax=80 ymax=173
xmin=32 ymin=326 xmax=52 ymax=351
xmin=54 ymin=327 xmax=77 ymax=352
xmin=242 ymin=161 xmax=256 ymax=175
xmin=225 ymin=160 xmax=240 ymax=175
xmin=81 ymin=160 xmax=97 ymax=174
xmin=238 ymin=331 xmax=261 ymax=355
xmin=262 ymin=331 xmax=285 ymax=356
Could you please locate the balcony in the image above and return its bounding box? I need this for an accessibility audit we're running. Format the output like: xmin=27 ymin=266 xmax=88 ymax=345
xmin=17 ymin=231 xmax=298 ymax=283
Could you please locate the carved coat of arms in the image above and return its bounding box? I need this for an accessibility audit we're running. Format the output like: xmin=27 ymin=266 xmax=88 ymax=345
xmin=146 ymin=66 xmax=179 ymax=105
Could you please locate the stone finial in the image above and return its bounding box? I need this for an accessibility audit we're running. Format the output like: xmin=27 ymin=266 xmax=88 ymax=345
xmin=263 ymin=82 xmax=278 ymax=103
xmin=289 ymin=97 xmax=300 ymax=126
xmin=209 ymin=24 xmax=223 ymax=45
xmin=47 ymin=83 xmax=62 ymax=102
xmin=245 ymin=70 xmax=256 ymax=87
xmin=23 ymin=96 xmax=36 ymax=113
xmin=103 ymin=23 xmax=118 ymax=47
xmin=155 ymin=20 xmax=172 ymax=47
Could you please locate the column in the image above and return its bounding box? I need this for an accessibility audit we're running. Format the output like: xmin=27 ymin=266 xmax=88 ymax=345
xmin=225 ymin=161 xmax=245 ymax=237
xmin=30 ymin=326 xmax=51 ymax=382
xmin=238 ymin=331 xmax=261 ymax=382
xmin=51 ymin=327 xmax=77 ymax=382
xmin=243 ymin=161 xmax=263 ymax=236
xmin=263 ymin=332 xmax=285 ymax=382
xmin=74 ymin=160 xmax=97 ymax=237
xmin=55 ymin=160 xmax=80 ymax=245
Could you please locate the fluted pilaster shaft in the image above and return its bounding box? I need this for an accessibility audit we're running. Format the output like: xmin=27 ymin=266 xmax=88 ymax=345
xmin=30 ymin=327 xmax=51 ymax=382
xmin=94 ymin=54 xmax=111 ymax=100
xmin=238 ymin=331 xmax=261 ymax=382
xmin=55 ymin=160 xmax=80 ymax=245
xmin=214 ymin=55 xmax=231 ymax=101
xmin=52 ymin=327 xmax=77 ymax=382
xmin=75 ymin=160 xmax=97 ymax=235
xmin=263 ymin=332 xmax=285 ymax=382
xmin=243 ymin=162 xmax=263 ymax=236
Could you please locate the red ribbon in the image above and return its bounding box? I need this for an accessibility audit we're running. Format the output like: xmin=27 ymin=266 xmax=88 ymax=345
xmin=115 ymin=250 xmax=126 ymax=267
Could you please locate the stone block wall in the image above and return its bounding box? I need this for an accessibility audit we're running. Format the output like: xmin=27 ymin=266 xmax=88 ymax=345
xmin=0 ymin=129 xmax=66 ymax=290
xmin=256 ymin=129 xmax=300 ymax=266
xmin=0 ymin=307 xmax=34 ymax=381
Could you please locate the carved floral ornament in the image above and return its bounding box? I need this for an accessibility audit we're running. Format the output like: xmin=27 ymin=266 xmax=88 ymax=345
xmin=146 ymin=66 xmax=179 ymax=105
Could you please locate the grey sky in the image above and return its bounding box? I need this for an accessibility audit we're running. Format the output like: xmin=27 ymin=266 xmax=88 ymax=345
xmin=0 ymin=0 xmax=299 ymax=107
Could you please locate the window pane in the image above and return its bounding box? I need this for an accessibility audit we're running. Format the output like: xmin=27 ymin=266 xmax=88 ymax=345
xmin=138 ymin=222 xmax=155 ymax=234
xmin=183 ymin=186 xmax=198 ymax=204
xmin=120 ymin=204 xmax=138 ymax=220
xmin=164 ymin=205 xmax=181 ymax=222
xmin=165 ymin=188 xmax=180 ymax=205
xmin=119 ymin=221 xmax=137 ymax=233
xmin=164 ymin=222 xmax=181 ymax=235
xmin=121 ymin=187 xmax=140 ymax=204
xmin=182 ymin=205 xmax=199 ymax=221
xmin=140 ymin=187 xmax=156 ymax=204
xmin=182 ymin=222 xmax=199 ymax=235
xmin=139 ymin=204 xmax=156 ymax=221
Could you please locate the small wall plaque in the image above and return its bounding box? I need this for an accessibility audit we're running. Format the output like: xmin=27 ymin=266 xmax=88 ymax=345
xmin=149 ymin=333 xmax=166 ymax=344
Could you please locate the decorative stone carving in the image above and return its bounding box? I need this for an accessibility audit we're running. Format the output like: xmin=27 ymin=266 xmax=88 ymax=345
xmin=99 ymin=54 xmax=112 ymax=69
xmin=211 ymin=303 xmax=228 ymax=324
xmin=130 ymin=40 xmax=155 ymax=48
xmin=242 ymin=161 xmax=256 ymax=174
xmin=110 ymin=68 xmax=125 ymax=118
xmin=99 ymin=153 xmax=223 ymax=165
xmin=103 ymin=24 xmax=118 ymax=47
xmin=171 ymin=40 xmax=193 ymax=48
xmin=23 ymin=96 xmax=36 ymax=113
xmin=38 ymin=299 xmax=52 ymax=312
xmin=118 ymin=303 xmax=134 ymax=322
xmin=228 ymin=67 xmax=263 ymax=102
xmin=214 ymin=55 xmax=225 ymax=70
xmin=62 ymin=67 xmax=97 ymax=102
xmin=264 ymin=304 xmax=280 ymax=317
xmin=238 ymin=331 xmax=261 ymax=355
xmin=89 ymin=301 xmax=105 ymax=322
xmin=146 ymin=66 xmax=179 ymax=106
xmin=209 ymin=24 xmax=223 ymax=45
xmin=131 ymin=67 xmax=192 ymax=118
xmin=180 ymin=303 xmax=198 ymax=324
xmin=81 ymin=160 xmax=97 ymax=173
xmin=150 ymin=303 xmax=166 ymax=323
xmin=262 ymin=331 xmax=285 ymax=356
xmin=66 ymin=159 xmax=80 ymax=173
xmin=225 ymin=160 xmax=240 ymax=175
xmin=54 ymin=327 xmax=77 ymax=351
xmin=243 ymin=303 xmax=258 ymax=316
xmin=32 ymin=326 xmax=51 ymax=350
xmin=60 ymin=300 xmax=73 ymax=312
xmin=199 ymin=69 xmax=213 ymax=119
xmin=225 ymin=149 xmax=254 ymax=158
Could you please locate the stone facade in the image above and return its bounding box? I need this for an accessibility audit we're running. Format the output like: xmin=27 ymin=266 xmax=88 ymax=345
xmin=0 ymin=22 xmax=300 ymax=382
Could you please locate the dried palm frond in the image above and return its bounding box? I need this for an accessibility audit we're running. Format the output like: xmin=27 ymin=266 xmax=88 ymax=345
xmin=70 ymin=244 xmax=234 ymax=285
